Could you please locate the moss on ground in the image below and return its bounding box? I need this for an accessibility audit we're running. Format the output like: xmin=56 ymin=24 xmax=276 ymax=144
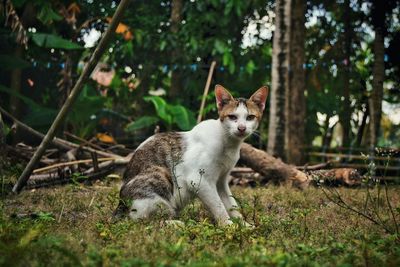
xmin=0 ymin=173 xmax=399 ymax=266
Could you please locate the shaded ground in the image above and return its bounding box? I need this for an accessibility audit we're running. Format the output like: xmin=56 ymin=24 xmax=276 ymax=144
xmin=0 ymin=169 xmax=400 ymax=266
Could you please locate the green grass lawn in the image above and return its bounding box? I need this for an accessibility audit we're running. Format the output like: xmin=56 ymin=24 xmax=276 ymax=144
xmin=1 ymin=175 xmax=399 ymax=267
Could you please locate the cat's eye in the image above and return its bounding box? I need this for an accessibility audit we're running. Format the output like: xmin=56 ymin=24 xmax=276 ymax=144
xmin=228 ymin=115 xmax=237 ymax=120
xmin=246 ymin=115 xmax=256 ymax=121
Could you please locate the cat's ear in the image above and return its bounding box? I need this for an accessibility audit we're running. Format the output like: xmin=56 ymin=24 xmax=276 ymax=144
xmin=250 ymin=86 xmax=268 ymax=112
xmin=215 ymin=85 xmax=234 ymax=111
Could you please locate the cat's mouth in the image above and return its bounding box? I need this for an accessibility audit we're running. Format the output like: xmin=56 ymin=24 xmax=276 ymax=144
xmin=235 ymin=131 xmax=248 ymax=138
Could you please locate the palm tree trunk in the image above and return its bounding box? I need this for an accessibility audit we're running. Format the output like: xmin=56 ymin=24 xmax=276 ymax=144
xmin=368 ymin=30 xmax=384 ymax=148
xmin=268 ymin=0 xmax=291 ymax=160
xmin=285 ymin=0 xmax=306 ymax=165
xmin=169 ymin=0 xmax=183 ymax=99
xmin=341 ymin=0 xmax=351 ymax=148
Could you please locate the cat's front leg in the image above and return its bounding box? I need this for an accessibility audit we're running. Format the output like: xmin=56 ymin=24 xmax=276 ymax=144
xmin=218 ymin=180 xmax=252 ymax=227
xmin=217 ymin=180 xmax=243 ymax=219
xmin=196 ymin=181 xmax=232 ymax=226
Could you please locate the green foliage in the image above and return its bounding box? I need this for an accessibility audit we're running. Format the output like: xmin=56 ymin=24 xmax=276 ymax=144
xmin=0 ymin=55 xmax=30 ymax=70
xmin=31 ymin=33 xmax=82 ymax=50
xmin=141 ymin=96 xmax=196 ymax=131
xmin=36 ymin=3 xmax=62 ymax=25
xmin=125 ymin=116 xmax=159 ymax=132
xmin=67 ymin=85 xmax=106 ymax=138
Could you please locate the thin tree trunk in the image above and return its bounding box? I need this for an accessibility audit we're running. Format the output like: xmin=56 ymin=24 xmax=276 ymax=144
xmin=286 ymin=0 xmax=306 ymax=165
xmin=369 ymin=30 xmax=384 ymax=148
xmin=356 ymin=101 xmax=368 ymax=147
xmin=268 ymin=0 xmax=291 ymax=160
xmin=341 ymin=0 xmax=351 ymax=147
xmin=169 ymin=0 xmax=183 ymax=99
xmin=9 ymin=45 xmax=23 ymax=117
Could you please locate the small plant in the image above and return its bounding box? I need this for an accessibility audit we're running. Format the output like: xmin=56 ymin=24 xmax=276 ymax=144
xmin=320 ymin=153 xmax=400 ymax=242
xmin=125 ymin=95 xmax=196 ymax=132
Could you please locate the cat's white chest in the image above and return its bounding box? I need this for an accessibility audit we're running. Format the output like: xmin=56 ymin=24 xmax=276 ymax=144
xmin=181 ymin=119 xmax=241 ymax=181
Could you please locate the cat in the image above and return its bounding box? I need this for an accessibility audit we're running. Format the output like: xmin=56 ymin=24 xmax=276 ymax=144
xmin=114 ymin=85 xmax=268 ymax=225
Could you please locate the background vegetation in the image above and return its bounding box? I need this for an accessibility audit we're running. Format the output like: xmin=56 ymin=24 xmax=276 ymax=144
xmin=1 ymin=0 xmax=399 ymax=163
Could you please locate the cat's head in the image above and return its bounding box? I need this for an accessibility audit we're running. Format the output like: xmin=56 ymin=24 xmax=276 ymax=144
xmin=215 ymin=85 xmax=268 ymax=140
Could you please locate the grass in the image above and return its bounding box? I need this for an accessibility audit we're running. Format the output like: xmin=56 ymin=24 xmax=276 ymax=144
xmin=1 ymin=166 xmax=400 ymax=266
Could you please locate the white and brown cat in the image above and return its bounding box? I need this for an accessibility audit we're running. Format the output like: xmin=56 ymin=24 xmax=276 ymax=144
xmin=114 ymin=85 xmax=268 ymax=225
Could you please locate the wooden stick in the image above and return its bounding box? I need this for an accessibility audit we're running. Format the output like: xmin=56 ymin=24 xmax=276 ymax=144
xmin=296 ymin=161 xmax=331 ymax=171
xmin=197 ymin=61 xmax=217 ymax=123
xmin=12 ymin=0 xmax=131 ymax=193
xmin=32 ymin=158 xmax=116 ymax=174
xmin=64 ymin=131 xmax=105 ymax=151
xmin=91 ymin=151 xmax=99 ymax=172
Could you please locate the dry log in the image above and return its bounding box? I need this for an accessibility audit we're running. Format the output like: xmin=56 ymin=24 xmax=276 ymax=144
xmin=306 ymin=168 xmax=361 ymax=186
xmin=240 ymin=143 xmax=311 ymax=189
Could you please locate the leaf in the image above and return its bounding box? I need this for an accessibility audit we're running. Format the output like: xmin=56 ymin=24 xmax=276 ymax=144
xmin=160 ymin=40 xmax=167 ymax=51
xmin=23 ymin=106 xmax=58 ymax=128
xmin=11 ymin=0 xmax=28 ymax=8
xmin=68 ymin=85 xmax=105 ymax=125
xmin=214 ymin=40 xmax=226 ymax=54
xmin=0 ymin=85 xmax=39 ymax=108
xmin=224 ymin=0 xmax=234 ymax=16
xmin=125 ymin=116 xmax=159 ymax=132
xmin=168 ymin=105 xmax=196 ymax=131
xmin=0 ymin=85 xmax=58 ymax=128
xmin=0 ymin=55 xmax=30 ymax=70
xmin=223 ymin=51 xmax=232 ymax=66
xmin=31 ymin=33 xmax=82 ymax=50
xmin=96 ymin=133 xmax=116 ymax=144
xmin=143 ymin=96 xmax=172 ymax=124
xmin=36 ymin=4 xmax=62 ymax=25
xmin=245 ymin=60 xmax=256 ymax=75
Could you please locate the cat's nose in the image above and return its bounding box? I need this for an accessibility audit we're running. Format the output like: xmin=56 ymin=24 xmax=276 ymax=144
xmin=238 ymin=125 xmax=246 ymax=133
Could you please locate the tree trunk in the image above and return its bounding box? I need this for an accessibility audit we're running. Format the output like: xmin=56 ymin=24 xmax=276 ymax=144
xmin=356 ymin=101 xmax=368 ymax=147
xmin=368 ymin=30 xmax=384 ymax=148
xmin=341 ymin=0 xmax=351 ymax=148
xmin=268 ymin=0 xmax=291 ymax=160
xmin=9 ymin=45 xmax=23 ymax=118
xmin=169 ymin=0 xmax=183 ymax=99
xmin=286 ymin=0 xmax=306 ymax=165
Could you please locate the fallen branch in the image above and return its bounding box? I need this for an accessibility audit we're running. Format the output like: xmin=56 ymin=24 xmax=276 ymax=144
xmin=64 ymin=131 xmax=105 ymax=151
xmin=296 ymin=161 xmax=332 ymax=171
xmin=26 ymin=166 xmax=116 ymax=189
xmin=32 ymin=157 xmax=117 ymax=174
